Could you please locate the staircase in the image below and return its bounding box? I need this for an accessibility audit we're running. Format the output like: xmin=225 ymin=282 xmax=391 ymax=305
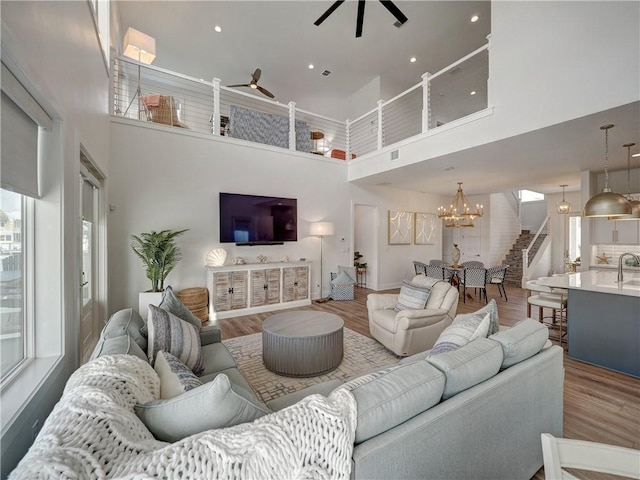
xmin=503 ymin=230 xmax=547 ymax=287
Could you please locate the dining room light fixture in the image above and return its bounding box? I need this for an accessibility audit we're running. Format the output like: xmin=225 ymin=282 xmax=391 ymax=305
xmin=583 ymin=124 xmax=632 ymax=218
xmin=610 ymin=142 xmax=640 ymax=221
xmin=556 ymin=184 xmax=571 ymax=214
xmin=437 ymin=182 xmax=483 ymax=228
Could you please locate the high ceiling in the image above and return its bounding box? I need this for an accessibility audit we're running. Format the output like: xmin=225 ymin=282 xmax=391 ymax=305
xmin=116 ymin=1 xmax=640 ymax=197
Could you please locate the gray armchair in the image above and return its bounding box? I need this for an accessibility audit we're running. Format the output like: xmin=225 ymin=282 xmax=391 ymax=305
xmin=367 ymin=275 xmax=459 ymax=356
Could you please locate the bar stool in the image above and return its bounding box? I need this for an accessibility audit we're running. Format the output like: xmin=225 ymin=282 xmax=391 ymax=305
xmin=525 ymin=279 xmax=568 ymax=347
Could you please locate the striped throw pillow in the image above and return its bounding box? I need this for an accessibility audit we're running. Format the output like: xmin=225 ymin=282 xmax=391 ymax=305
xmin=394 ymin=280 xmax=431 ymax=312
xmin=147 ymin=305 xmax=204 ymax=375
xmin=154 ymin=351 xmax=203 ymax=399
xmin=429 ymin=311 xmax=490 ymax=355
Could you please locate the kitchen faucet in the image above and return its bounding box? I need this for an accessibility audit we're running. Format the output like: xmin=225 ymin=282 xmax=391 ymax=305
xmin=617 ymin=252 xmax=640 ymax=283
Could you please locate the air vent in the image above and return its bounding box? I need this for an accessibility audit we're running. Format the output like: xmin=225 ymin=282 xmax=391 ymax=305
xmin=376 ymin=181 xmax=392 ymax=186
xmin=321 ymin=70 xmax=331 ymax=76
xmin=394 ymin=20 xmax=407 ymax=28
xmin=391 ymin=150 xmax=399 ymax=160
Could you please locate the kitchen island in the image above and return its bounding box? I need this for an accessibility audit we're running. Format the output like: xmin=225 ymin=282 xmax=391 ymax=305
xmin=538 ymin=270 xmax=640 ymax=378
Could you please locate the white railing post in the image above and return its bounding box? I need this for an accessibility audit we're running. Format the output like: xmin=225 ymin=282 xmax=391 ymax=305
xmin=421 ymin=72 xmax=431 ymax=133
xmin=212 ymin=77 xmax=221 ymax=135
xmin=288 ymin=101 xmax=296 ymax=151
xmin=377 ymin=99 xmax=384 ymax=150
xmin=345 ymin=119 xmax=351 ymax=160
xmin=521 ymin=248 xmax=529 ymax=287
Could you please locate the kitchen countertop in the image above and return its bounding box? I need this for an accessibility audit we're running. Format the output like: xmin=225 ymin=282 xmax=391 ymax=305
xmin=537 ymin=270 xmax=640 ymax=297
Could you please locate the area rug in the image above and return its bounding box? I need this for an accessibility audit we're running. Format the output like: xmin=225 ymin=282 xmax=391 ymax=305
xmin=223 ymin=327 xmax=400 ymax=403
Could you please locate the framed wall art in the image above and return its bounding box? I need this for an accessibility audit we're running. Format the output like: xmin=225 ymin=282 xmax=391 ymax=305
xmin=414 ymin=213 xmax=438 ymax=245
xmin=388 ymin=210 xmax=413 ymax=245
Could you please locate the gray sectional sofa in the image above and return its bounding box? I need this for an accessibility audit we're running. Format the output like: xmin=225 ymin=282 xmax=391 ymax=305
xmin=14 ymin=304 xmax=564 ymax=479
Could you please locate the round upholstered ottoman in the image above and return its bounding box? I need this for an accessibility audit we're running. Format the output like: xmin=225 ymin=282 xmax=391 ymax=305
xmin=262 ymin=311 xmax=344 ymax=377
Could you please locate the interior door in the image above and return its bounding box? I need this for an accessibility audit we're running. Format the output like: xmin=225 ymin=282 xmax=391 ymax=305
xmin=79 ymin=171 xmax=99 ymax=364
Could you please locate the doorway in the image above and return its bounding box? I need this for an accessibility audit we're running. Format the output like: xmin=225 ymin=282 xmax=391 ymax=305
xmin=353 ymin=204 xmax=378 ymax=290
xmin=79 ymin=151 xmax=103 ymax=364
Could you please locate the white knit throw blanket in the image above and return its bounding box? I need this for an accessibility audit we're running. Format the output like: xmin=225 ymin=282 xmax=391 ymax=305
xmin=10 ymin=355 xmax=357 ymax=479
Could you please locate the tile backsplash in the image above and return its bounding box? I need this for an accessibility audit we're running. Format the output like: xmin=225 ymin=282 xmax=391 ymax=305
xmin=592 ymin=245 xmax=640 ymax=266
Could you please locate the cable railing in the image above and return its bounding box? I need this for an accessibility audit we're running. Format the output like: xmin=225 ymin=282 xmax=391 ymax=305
xmin=111 ymin=41 xmax=489 ymax=160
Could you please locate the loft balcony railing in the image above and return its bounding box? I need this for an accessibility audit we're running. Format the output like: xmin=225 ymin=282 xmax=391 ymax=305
xmin=111 ymin=42 xmax=489 ymax=159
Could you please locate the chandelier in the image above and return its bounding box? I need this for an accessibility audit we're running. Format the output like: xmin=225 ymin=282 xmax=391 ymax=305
xmin=437 ymin=182 xmax=483 ymax=228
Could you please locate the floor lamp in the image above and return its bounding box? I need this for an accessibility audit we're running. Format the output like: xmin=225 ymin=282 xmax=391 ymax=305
xmin=310 ymin=221 xmax=335 ymax=302
xmin=122 ymin=27 xmax=156 ymax=119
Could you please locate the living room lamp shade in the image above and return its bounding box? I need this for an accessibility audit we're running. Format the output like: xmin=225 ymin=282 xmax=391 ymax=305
xmin=610 ymin=142 xmax=640 ymax=221
xmin=123 ymin=27 xmax=156 ymax=65
xmin=309 ymin=222 xmax=335 ymax=236
xmin=437 ymin=182 xmax=483 ymax=228
xmin=556 ymin=184 xmax=571 ymax=214
xmin=584 ymin=124 xmax=632 ymax=218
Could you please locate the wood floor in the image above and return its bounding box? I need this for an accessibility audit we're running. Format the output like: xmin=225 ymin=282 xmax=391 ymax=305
xmin=210 ymin=283 xmax=640 ymax=478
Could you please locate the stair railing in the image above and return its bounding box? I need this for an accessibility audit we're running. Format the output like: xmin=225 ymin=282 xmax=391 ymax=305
xmin=521 ymin=215 xmax=550 ymax=285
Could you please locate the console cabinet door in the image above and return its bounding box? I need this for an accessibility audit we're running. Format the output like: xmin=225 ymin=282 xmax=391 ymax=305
xmin=213 ymin=271 xmax=248 ymax=311
xmin=282 ymin=266 xmax=309 ymax=302
xmin=251 ymin=268 xmax=281 ymax=307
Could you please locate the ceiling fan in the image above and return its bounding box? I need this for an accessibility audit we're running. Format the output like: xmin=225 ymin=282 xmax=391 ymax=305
xmin=227 ymin=68 xmax=275 ymax=99
xmin=314 ymin=0 xmax=408 ymax=38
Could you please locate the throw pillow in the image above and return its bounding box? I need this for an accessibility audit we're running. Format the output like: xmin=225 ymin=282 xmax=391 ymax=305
xmin=472 ymin=298 xmax=500 ymax=335
xmin=135 ymin=373 xmax=271 ymax=442
xmin=331 ymin=270 xmax=356 ymax=286
xmin=394 ymin=280 xmax=431 ymax=312
xmin=154 ymin=350 xmax=203 ymax=399
xmin=101 ymin=308 xmax=148 ymax=352
xmin=429 ymin=311 xmax=490 ymax=355
xmin=158 ymin=285 xmax=203 ymax=329
xmin=147 ymin=305 xmax=204 ymax=375
xmin=337 ymin=265 xmax=357 ymax=283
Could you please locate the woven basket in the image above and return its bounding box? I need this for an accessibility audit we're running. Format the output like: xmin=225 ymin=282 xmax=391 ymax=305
xmin=176 ymin=287 xmax=209 ymax=323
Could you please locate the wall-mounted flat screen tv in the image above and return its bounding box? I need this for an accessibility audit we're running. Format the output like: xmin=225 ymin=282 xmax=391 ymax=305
xmin=219 ymin=193 xmax=297 ymax=245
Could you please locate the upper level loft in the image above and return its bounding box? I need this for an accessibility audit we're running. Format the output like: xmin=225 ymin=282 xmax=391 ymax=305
xmin=111 ymin=43 xmax=489 ymax=163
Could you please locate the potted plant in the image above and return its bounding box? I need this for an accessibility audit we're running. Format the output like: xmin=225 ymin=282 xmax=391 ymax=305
xmin=131 ymin=229 xmax=188 ymax=317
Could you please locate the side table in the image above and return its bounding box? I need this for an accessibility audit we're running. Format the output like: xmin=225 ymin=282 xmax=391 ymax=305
xmin=356 ymin=267 xmax=367 ymax=287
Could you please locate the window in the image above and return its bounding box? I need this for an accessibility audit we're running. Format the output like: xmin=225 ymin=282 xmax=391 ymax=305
xmin=1 ymin=59 xmax=53 ymax=385
xmin=519 ymin=189 xmax=545 ymax=202
xmin=89 ymin=0 xmax=110 ymax=69
xmin=0 ymin=190 xmax=25 ymax=379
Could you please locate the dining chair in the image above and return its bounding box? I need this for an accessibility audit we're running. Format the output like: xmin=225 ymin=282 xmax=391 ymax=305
xmin=459 ymin=267 xmax=488 ymax=303
xmin=461 ymin=260 xmax=485 ymax=268
xmin=485 ymin=265 xmax=509 ymax=301
xmin=540 ymin=433 xmax=640 ymax=479
xmin=413 ymin=260 xmax=428 ymax=276
xmin=425 ymin=265 xmax=445 ymax=281
xmin=429 ymin=259 xmax=444 ymax=266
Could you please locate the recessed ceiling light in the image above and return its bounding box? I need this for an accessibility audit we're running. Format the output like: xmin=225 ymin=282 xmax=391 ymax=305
xmin=470 ymin=15 xmax=479 ymax=23
xmin=308 ymin=64 xmax=314 ymax=69
xmin=410 ymin=57 xmax=417 ymax=63
xmin=470 ymin=90 xmax=476 ymax=95
xmin=214 ymin=25 xmax=222 ymax=33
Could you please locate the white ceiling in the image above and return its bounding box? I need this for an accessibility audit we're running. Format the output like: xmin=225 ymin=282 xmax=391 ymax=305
xmin=116 ymin=1 xmax=640 ymax=197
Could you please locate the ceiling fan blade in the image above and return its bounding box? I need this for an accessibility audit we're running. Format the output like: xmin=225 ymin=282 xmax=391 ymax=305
xmin=378 ymin=0 xmax=408 ymax=25
xmin=227 ymin=83 xmax=251 ymax=88
xmin=314 ymin=0 xmax=345 ymax=26
xmin=256 ymin=85 xmax=275 ymax=99
xmin=356 ymin=0 xmax=365 ymax=37
xmin=252 ymin=68 xmax=261 ymax=83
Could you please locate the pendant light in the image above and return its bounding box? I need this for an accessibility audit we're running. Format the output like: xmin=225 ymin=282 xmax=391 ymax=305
xmin=437 ymin=182 xmax=483 ymax=228
xmin=583 ymin=124 xmax=632 ymax=217
xmin=556 ymin=184 xmax=571 ymax=214
xmin=610 ymin=142 xmax=640 ymax=220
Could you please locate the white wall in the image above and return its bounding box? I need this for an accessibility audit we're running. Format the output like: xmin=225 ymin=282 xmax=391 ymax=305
xmin=349 ymin=1 xmax=640 ymax=181
xmin=547 ymin=191 xmax=582 ymax=274
xmin=108 ymin=121 xmax=446 ymax=310
xmin=354 ymin=204 xmax=377 ymax=289
xmin=339 ymin=76 xmax=382 ymax=122
xmin=520 ymin=201 xmax=547 ymax=232
xmin=0 ymin=1 xmax=110 ymax=475
xmin=489 ymin=192 xmax=521 ymax=266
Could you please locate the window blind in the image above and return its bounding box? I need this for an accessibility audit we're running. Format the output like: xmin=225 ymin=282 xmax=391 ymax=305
xmin=1 ymin=61 xmax=52 ymax=199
